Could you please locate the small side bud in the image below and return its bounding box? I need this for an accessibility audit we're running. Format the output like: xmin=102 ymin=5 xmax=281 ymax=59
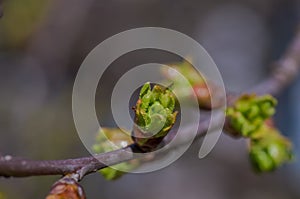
xmin=92 ymin=128 xmax=139 ymax=180
xmin=46 ymin=175 xmax=86 ymax=199
xmin=161 ymin=58 xmax=222 ymax=109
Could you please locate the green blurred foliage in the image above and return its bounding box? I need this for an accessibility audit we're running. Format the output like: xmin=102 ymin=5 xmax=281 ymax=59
xmin=0 ymin=192 xmax=5 ymax=199
xmin=0 ymin=0 xmax=49 ymax=49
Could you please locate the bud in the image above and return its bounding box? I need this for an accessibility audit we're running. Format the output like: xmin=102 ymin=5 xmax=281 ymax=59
xmin=92 ymin=128 xmax=139 ymax=180
xmin=161 ymin=58 xmax=221 ymax=109
xmin=249 ymin=125 xmax=293 ymax=172
xmin=46 ymin=175 xmax=86 ymax=199
xmin=226 ymin=94 xmax=277 ymax=137
xmin=133 ymin=82 xmax=177 ymax=152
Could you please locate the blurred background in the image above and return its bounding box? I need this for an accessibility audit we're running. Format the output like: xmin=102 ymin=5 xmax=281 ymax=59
xmin=0 ymin=0 xmax=300 ymax=198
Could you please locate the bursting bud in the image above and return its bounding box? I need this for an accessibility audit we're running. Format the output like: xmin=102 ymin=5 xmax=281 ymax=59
xmin=226 ymin=94 xmax=277 ymax=137
xmin=249 ymin=125 xmax=293 ymax=172
xmin=133 ymin=82 xmax=177 ymax=152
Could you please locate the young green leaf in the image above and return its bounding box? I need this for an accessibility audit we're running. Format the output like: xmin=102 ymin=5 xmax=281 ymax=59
xmin=133 ymin=82 xmax=177 ymax=151
xmin=92 ymin=128 xmax=139 ymax=180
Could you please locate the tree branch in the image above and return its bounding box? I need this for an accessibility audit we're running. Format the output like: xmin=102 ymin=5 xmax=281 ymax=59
xmin=251 ymin=26 xmax=300 ymax=96
xmin=1 ymin=24 xmax=300 ymax=179
xmin=0 ymin=147 xmax=133 ymax=178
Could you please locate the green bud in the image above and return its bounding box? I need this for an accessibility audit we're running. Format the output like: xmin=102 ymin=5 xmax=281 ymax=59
xmin=133 ymin=82 xmax=177 ymax=151
xmin=226 ymin=94 xmax=277 ymax=137
xmin=250 ymin=147 xmax=274 ymax=171
xmin=92 ymin=128 xmax=138 ymax=180
xmin=249 ymin=125 xmax=293 ymax=172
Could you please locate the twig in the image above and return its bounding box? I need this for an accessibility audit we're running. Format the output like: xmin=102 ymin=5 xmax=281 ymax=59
xmin=1 ymin=24 xmax=300 ymax=179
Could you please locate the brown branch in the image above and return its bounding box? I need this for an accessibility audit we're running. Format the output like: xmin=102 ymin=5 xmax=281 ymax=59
xmin=1 ymin=25 xmax=300 ymax=180
xmin=0 ymin=147 xmax=133 ymax=178
xmin=251 ymin=26 xmax=300 ymax=96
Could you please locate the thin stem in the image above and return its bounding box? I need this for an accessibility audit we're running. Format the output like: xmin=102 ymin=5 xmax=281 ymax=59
xmin=1 ymin=24 xmax=300 ymax=180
